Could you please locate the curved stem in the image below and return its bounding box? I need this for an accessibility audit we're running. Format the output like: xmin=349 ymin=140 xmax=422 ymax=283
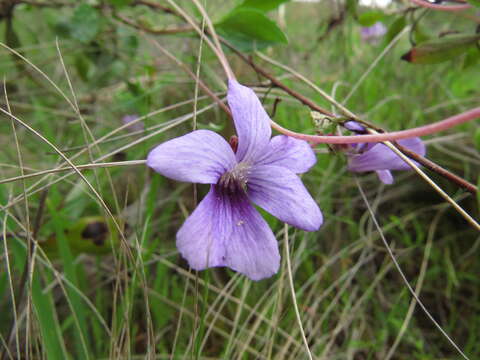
xmin=409 ymin=0 xmax=471 ymax=11
xmin=271 ymin=107 xmax=480 ymax=144
xmin=163 ymin=0 xmax=234 ymax=80
xmin=191 ymin=0 xmax=235 ymax=80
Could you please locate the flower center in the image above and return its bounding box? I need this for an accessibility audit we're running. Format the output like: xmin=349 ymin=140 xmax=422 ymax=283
xmin=217 ymin=162 xmax=250 ymax=194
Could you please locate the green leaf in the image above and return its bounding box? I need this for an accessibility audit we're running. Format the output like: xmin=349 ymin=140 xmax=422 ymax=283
xmin=346 ymin=0 xmax=358 ymax=18
xmin=463 ymin=46 xmax=480 ymax=69
xmin=474 ymin=128 xmax=480 ymax=152
xmin=108 ymin=0 xmax=134 ymax=7
xmin=412 ymin=25 xmax=430 ymax=44
xmin=384 ymin=17 xmax=406 ymax=45
xmin=74 ymin=54 xmax=91 ymax=82
xmin=466 ymin=0 xmax=480 ymax=7
xmin=239 ymin=0 xmax=290 ymax=12
xmin=31 ymin=275 xmax=68 ymax=360
xmin=42 ymin=216 xmax=121 ymax=257
xmin=217 ymin=8 xmax=287 ymax=50
xmin=66 ymin=216 xmax=121 ymax=255
xmin=70 ymin=4 xmax=100 ymax=43
xmin=54 ymin=21 xmax=71 ymax=39
xmin=357 ymin=10 xmax=385 ymax=27
xmin=401 ymin=34 xmax=480 ymax=64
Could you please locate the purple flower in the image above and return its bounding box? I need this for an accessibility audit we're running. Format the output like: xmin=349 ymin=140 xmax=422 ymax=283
xmin=347 ymin=137 xmax=426 ymax=185
xmin=147 ymin=79 xmax=323 ymax=280
xmin=360 ymin=22 xmax=387 ymax=43
xmin=344 ymin=120 xmax=367 ymax=133
xmin=122 ymin=114 xmax=144 ymax=132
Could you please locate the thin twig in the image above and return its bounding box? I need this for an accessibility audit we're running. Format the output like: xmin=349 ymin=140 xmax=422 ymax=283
xmin=394 ymin=142 xmax=477 ymax=194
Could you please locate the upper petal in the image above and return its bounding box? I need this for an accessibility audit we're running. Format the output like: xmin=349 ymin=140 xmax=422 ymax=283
xmin=176 ymin=186 xmax=280 ymax=281
xmin=344 ymin=121 xmax=366 ymax=132
xmin=347 ymin=137 xmax=426 ymax=172
xmin=254 ymin=135 xmax=317 ymax=174
xmin=147 ymin=130 xmax=236 ymax=184
xmin=227 ymin=79 xmax=272 ymax=163
xmin=247 ymin=165 xmax=323 ymax=231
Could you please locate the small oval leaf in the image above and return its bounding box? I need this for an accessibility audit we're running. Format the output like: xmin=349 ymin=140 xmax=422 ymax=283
xmin=217 ymin=8 xmax=288 ymax=45
xmin=401 ymin=34 xmax=480 ymax=64
xmin=239 ymin=0 xmax=291 ymax=12
xmin=384 ymin=17 xmax=406 ymax=45
xmin=70 ymin=4 xmax=100 ymax=43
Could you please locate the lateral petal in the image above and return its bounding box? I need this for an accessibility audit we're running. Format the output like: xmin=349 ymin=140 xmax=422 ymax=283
xmin=176 ymin=187 xmax=280 ymax=281
xmin=254 ymin=135 xmax=317 ymax=174
xmin=147 ymin=130 xmax=236 ymax=184
xmin=247 ymin=165 xmax=323 ymax=232
xmin=348 ymin=137 xmax=426 ymax=172
xmin=227 ymin=79 xmax=272 ymax=163
xmin=376 ymin=170 xmax=394 ymax=184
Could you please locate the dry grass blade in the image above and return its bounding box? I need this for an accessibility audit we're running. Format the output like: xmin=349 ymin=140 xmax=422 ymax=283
xmin=355 ymin=177 xmax=470 ymax=360
xmin=284 ymin=225 xmax=314 ymax=360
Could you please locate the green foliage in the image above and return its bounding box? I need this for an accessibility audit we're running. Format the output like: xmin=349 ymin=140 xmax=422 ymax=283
xmin=70 ymin=4 xmax=101 ymax=43
xmin=463 ymin=46 xmax=480 ymax=68
xmin=384 ymin=16 xmax=406 ymax=45
xmin=412 ymin=24 xmax=431 ymax=44
xmin=42 ymin=216 xmax=121 ymax=258
xmin=466 ymin=0 xmax=480 ymax=7
xmin=108 ymin=0 xmax=135 ymax=8
xmin=346 ymin=0 xmax=358 ymax=18
xmin=357 ymin=10 xmax=385 ymax=27
xmin=31 ymin=274 xmax=68 ymax=360
xmin=239 ymin=0 xmax=291 ymax=12
xmin=401 ymin=34 xmax=480 ymax=64
xmin=474 ymin=128 xmax=480 ymax=152
xmin=217 ymin=7 xmax=287 ymax=51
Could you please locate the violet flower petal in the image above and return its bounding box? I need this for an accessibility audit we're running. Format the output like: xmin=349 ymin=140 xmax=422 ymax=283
xmin=227 ymin=79 xmax=272 ymax=163
xmin=122 ymin=114 xmax=144 ymax=132
xmin=348 ymin=137 xmax=426 ymax=172
xmin=254 ymin=135 xmax=317 ymax=174
xmin=376 ymin=170 xmax=394 ymax=184
xmin=147 ymin=130 xmax=236 ymax=184
xmin=344 ymin=121 xmax=366 ymax=132
xmin=176 ymin=187 xmax=280 ymax=281
xmin=361 ymin=22 xmax=387 ymax=42
xmin=247 ymin=165 xmax=323 ymax=231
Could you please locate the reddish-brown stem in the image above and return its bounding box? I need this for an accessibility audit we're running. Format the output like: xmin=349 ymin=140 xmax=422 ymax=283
xmin=394 ymin=143 xmax=477 ymax=194
xmin=270 ymin=108 xmax=480 ymax=144
xmin=409 ymin=0 xmax=471 ymax=11
xmin=115 ymin=13 xmax=194 ymax=35
xmin=226 ymin=48 xmax=383 ymax=132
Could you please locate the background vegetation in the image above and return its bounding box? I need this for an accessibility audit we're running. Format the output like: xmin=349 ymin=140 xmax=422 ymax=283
xmin=0 ymin=0 xmax=479 ymax=359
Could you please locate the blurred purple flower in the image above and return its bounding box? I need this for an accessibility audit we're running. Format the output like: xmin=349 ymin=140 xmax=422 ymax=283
xmin=360 ymin=22 xmax=387 ymax=43
xmin=345 ymin=122 xmax=426 ymax=184
xmin=147 ymin=79 xmax=322 ymax=280
xmin=122 ymin=114 xmax=144 ymax=132
xmin=344 ymin=120 xmax=367 ymax=133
